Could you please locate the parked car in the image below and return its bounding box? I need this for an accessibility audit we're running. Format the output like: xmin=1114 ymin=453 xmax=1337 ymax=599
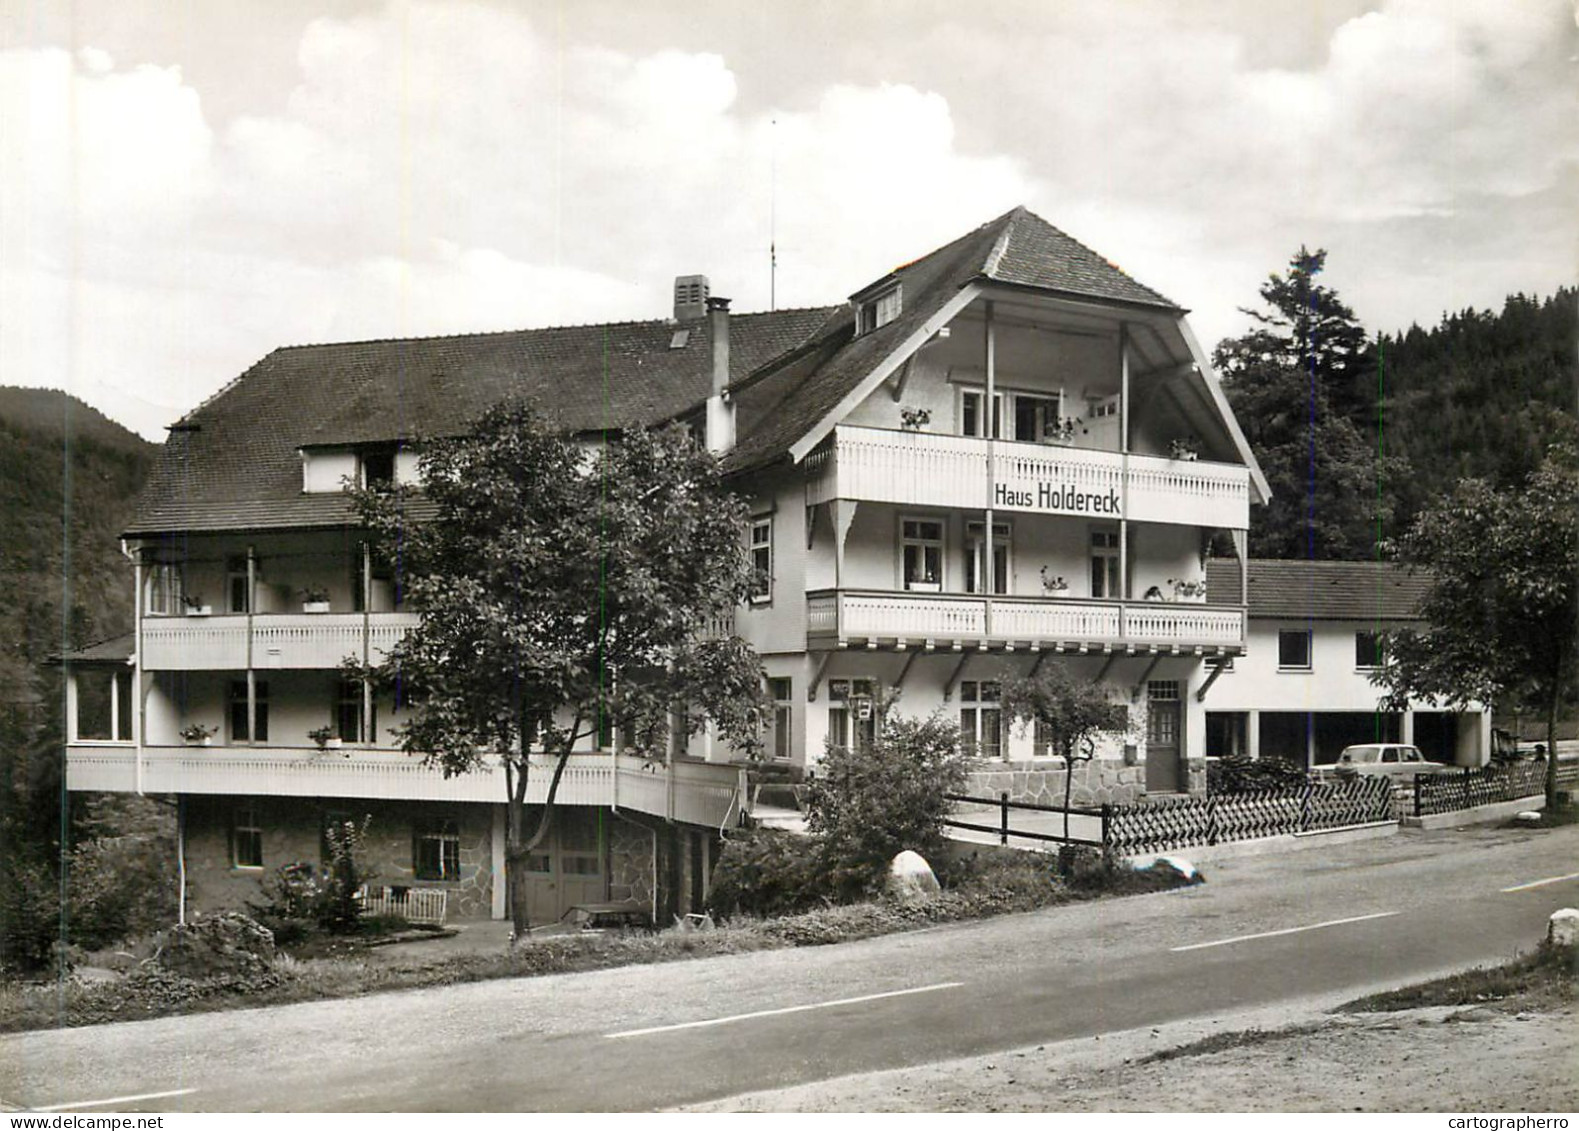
xmin=1327 ymin=743 xmax=1453 ymax=780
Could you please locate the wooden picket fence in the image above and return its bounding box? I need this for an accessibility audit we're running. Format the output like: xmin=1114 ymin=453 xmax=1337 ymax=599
xmin=1103 ymin=776 xmax=1393 ymax=856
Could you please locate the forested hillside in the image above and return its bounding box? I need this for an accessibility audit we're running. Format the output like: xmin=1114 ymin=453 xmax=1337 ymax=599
xmin=1378 ymin=288 xmax=1576 ymax=535
xmin=0 ymin=387 xmax=158 ymax=970
xmin=1216 ymin=255 xmax=1575 ymax=558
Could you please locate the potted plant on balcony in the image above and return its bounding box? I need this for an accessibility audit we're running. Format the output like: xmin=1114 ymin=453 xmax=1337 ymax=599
xmin=300 ymin=585 xmax=331 ymax=613
xmin=899 ymin=405 xmax=931 ymax=431
xmin=908 ymin=569 xmax=941 ymax=593
xmin=180 ymin=723 xmax=216 ymax=747
xmin=1047 ymin=416 xmax=1084 ymax=445
xmin=307 ymin=725 xmax=343 ymax=751
xmin=1040 ymin=567 xmax=1070 ymax=596
xmin=1169 ymin=577 xmax=1207 ymax=602
xmin=182 ymin=595 xmax=211 ymax=617
xmin=1168 ymin=436 xmax=1200 ymax=461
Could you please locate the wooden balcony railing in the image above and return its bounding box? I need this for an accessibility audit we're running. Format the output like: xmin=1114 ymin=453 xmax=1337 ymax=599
xmin=803 ymin=425 xmax=1249 ymax=530
xmin=141 ymin=612 xmax=421 ymax=671
xmin=65 ymin=747 xmax=746 ymax=828
xmin=805 ymin=588 xmax=1244 ymax=651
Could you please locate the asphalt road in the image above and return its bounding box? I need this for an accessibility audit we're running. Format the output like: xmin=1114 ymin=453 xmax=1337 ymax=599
xmin=4 ymin=823 xmax=1577 ymax=1112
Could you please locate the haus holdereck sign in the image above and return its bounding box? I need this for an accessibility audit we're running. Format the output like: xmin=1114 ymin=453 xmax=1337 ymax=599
xmin=995 ymin=480 xmax=1121 ymax=516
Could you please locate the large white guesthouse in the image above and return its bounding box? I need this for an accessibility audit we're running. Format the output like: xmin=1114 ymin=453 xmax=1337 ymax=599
xmin=63 ymin=208 xmax=1268 ymax=923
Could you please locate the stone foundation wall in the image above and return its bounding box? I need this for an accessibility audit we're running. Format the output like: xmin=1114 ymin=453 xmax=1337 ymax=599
xmin=608 ymin=815 xmax=655 ymax=908
xmin=182 ymin=796 xmax=496 ymax=920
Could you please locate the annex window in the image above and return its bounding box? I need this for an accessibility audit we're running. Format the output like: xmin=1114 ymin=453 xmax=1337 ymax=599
xmin=1012 ymin=393 xmax=1065 ymax=444
xmin=1278 ymin=630 xmax=1312 ymax=670
xmin=827 ymin=678 xmax=876 ymax=754
xmin=767 ymin=677 xmax=793 ymax=762
xmin=749 ymin=517 xmax=773 ymax=604
xmin=360 ymin=447 xmax=396 ymax=488
xmin=965 ymin=521 xmax=1010 ymax=595
xmin=75 ymin=669 xmax=133 ymax=742
xmin=229 ymin=679 xmax=269 ymax=743
xmin=233 ymin=806 xmax=264 ymax=869
xmin=226 ymin=555 xmax=254 ymax=614
xmin=145 ymin=560 xmax=184 ymax=616
xmin=960 ymin=389 xmax=1004 ymax=439
xmin=1090 ymin=530 xmax=1121 ymax=599
xmin=900 ymin=518 xmax=944 ymax=591
xmin=413 ymin=819 xmax=461 ymax=881
xmin=959 ymin=680 xmax=1002 ymax=760
xmin=1354 ymin=631 xmax=1384 ymax=670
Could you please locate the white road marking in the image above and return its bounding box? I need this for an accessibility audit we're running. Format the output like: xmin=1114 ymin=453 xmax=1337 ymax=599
xmin=1501 ymin=871 xmax=1579 ymax=893
xmin=605 ymin=982 xmax=965 ymax=1039
xmin=1170 ymin=911 xmax=1400 ymax=952
xmin=32 ymin=1089 xmax=198 ymax=1111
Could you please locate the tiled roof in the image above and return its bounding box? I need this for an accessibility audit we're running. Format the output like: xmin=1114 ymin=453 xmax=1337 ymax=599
xmin=983 ymin=206 xmax=1178 ymax=309
xmin=130 ymin=207 xmax=1184 ymax=533
xmin=128 ymin=307 xmax=834 ymax=535
xmin=1206 ymin=559 xmax=1431 ymax=621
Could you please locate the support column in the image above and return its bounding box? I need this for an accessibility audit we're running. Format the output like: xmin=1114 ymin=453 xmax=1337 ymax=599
xmin=246 ymin=546 xmax=257 ymax=743
xmin=1247 ymin=708 xmax=1261 ymax=760
xmin=491 ymin=805 xmax=507 ymax=920
xmin=983 ymin=299 xmax=996 ymax=633
xmin=1401 ymin=709 xmax=1415 ymax=745
xmin=1118 ymin=326 xmax=1130 ymax=605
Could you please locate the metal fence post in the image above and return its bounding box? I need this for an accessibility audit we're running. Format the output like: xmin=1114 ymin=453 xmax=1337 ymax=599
xmin=1462 ymin=767 xmax=1471 ymax=811
xmin=1000 ymin=791 xmax=1009 ymax=846
xmin=1101 ymin=803 xmax=1111 ymax=852
xmin=1206 ymin=793 xmax=1218 ymax=846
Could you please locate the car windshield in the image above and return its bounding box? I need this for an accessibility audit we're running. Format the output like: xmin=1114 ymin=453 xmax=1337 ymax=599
xmin=1344 ymin=746 xmax=1383 ymax=763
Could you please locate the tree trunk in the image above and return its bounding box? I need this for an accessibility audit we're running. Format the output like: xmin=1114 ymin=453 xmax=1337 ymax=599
xmin=1547 ymin=689 xmax=1560 ymax=811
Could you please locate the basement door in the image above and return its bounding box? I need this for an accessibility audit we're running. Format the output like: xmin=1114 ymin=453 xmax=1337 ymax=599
xmin=519 ymin=808 xmax=607 ymax=927
xmin=1145 ymin=680 xmax=1182 ymax=793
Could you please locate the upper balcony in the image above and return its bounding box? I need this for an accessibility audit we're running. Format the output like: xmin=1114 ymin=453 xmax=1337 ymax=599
xmin=806 ymin=588 xmax=1243 ymax=654
xmin=65 ymin=746 xmax=744 ymax=828
xmin=141 ymin=612 xmax=420 ymax=671
xmin=804 ymin=425 xmax=1250 ymax=531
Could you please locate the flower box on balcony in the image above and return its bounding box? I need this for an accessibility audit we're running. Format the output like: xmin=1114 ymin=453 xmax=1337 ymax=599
xmin=907 ymin=582 xmax=941 ymax=593
xmin=184 ymin=605 xmax=212 ymax=617
xmin=303 ymin=600 xmax=331 ymax=614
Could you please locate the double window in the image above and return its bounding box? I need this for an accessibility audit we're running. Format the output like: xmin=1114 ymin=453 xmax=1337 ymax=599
xmin=900 ymin=518 xmax=944 ymax=591
xmin=335 ymin=679 xmax=374 ymax=744
xmin=959 ymin=681 xmax=1002 ymax=759
xmin=145 ymin=561 xmax=184 ymax=616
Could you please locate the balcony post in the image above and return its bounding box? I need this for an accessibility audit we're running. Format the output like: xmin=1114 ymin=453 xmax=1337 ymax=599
xmin=984 ymin=299 xmax=996 ymax=636
xmin=1118 ymin=325 xmax=1130 ymax=601
xmin=362 ymin=541 xmax=373 ymax=743
xmin=246 ymin=545 xmax=257 ymax=744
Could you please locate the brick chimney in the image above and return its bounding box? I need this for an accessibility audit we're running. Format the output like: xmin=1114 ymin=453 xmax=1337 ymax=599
xmin=705 ymin=295 xmax=734 ymax=453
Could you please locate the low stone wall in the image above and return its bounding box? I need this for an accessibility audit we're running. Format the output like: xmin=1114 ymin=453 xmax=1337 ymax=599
xmin=966 ymin=757 xmax=1205 ymax=808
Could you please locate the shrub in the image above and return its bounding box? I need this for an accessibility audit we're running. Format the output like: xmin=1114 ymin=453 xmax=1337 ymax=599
xmin=1208 ymin=751 xmax=1309 ymax=794
xmin=0 ymin=852 xmax=60 ymax=974
xmin=67 ymin=832 xmax=179 ymax=950
xmin=706 ymin=827 xmax=827 ymax=918
xmin=805 ymin=712 xmax=968 ymax=900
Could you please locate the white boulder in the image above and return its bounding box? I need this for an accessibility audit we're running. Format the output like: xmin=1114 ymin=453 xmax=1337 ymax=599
xmin=1548 ymin=908 xmax=1579 ymax=949
xmin=886 ymin=850 xmax=942 ymax=902
xmin=1514 ymin=811 xmax=1543 ymax=825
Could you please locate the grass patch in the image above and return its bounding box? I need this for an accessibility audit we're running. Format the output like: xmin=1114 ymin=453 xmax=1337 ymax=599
xmin=1338 ymin=945 xmax=1579 ymax=1015
xmin=0 ymin=852 xmax=1191 ymax=1034
xmin=1137 ymin=1021 xmax=1330 ymax=1064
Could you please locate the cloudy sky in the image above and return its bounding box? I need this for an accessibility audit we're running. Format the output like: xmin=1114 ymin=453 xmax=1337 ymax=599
xmin=2 ymin=0 xmax=1575 ymax=440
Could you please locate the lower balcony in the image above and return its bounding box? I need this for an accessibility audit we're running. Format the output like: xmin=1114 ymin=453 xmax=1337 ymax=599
xmin=805 ymin=588 xmax=1244 ymax=653
xmin=65 ymin=745 xmax=745 ymax=829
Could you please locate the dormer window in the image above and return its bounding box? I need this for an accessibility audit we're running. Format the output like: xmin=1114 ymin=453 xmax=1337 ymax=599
xmin=855 ymin=283 xmax=902 ymax=335
xmin=360 ymin=447 xmax=396 ymax=487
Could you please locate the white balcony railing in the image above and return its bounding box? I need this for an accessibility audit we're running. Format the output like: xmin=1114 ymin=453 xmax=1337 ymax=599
xmin=141 ymin=612 xmax=420 ymax=671
xmin=65 ymin=747 xmax=745 ymax=829
xmin=804 ymin=425 xmax=1250 ymax=529
xmin=805 ymin=589 xmax=1243 ymax=650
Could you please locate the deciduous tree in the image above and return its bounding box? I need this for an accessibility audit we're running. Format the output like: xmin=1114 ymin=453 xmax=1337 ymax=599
xmin=1373 ymin=445 xmax=1579 ymax=807
xmin=351 ymin=402 xmax=766 ymax=934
